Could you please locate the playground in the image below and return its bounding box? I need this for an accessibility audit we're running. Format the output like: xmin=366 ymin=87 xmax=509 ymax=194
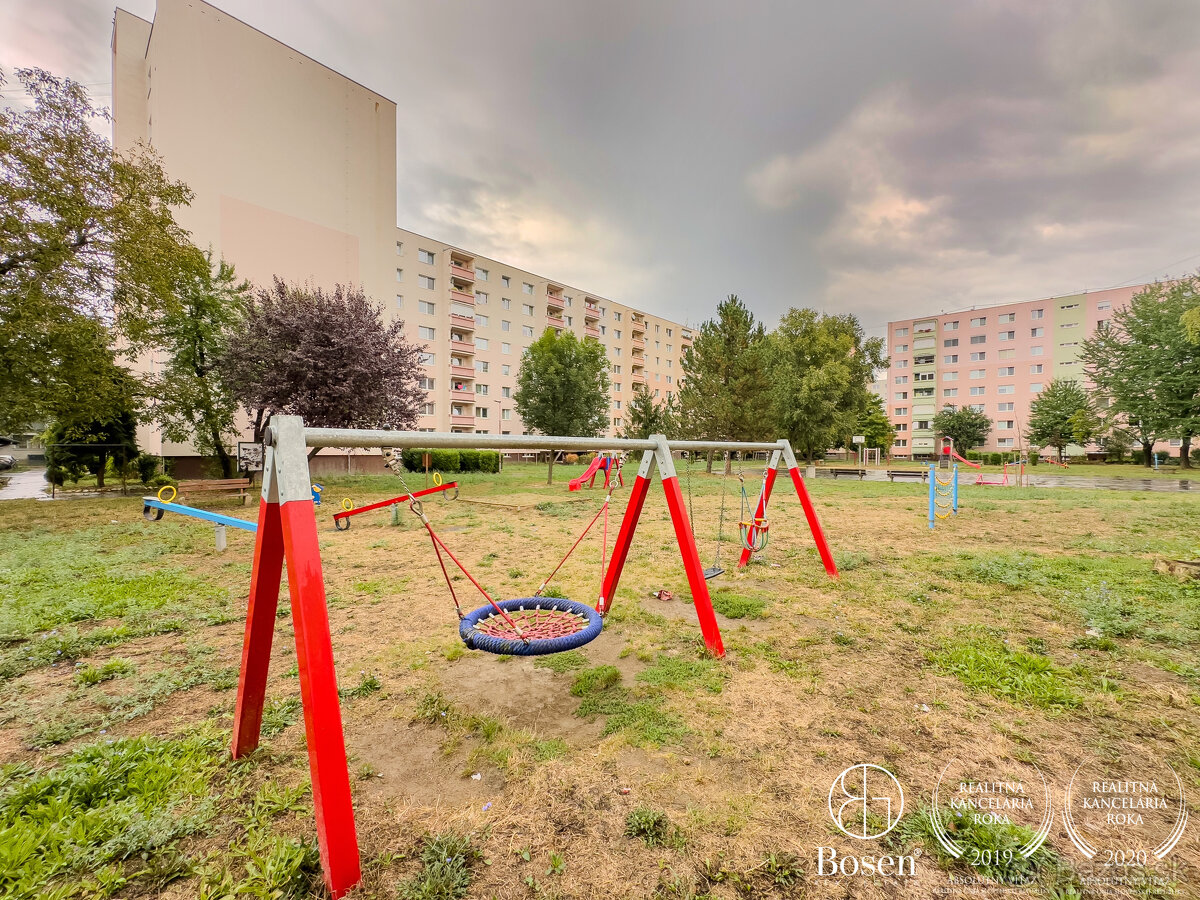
xmin=1 ymin=437 xmax=1198 ymax=899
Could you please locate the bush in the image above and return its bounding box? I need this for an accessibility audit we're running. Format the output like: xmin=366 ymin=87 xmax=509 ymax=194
xmin=987 ymin=452 xmax=1002 ymax=466
xmin=1130 ymin=449 xmax=1144 ymax=466
xmin=965 ymin=450 xmax=982 ymax=461
xmin=431 ymin=449 xmax=460 ymax=472
xmin=147 ymin=473 xmax=177 ymax=489
xmin=478 ymin=451 xmax=500 ymax=473
xmin=565 ymin=453 xmax=579 ymax=465
xmin=459 ymin=449 xmax=481 ymax=472
xmin=135 ymin=453 xmax=159 ymax=486
xmin=1027 ymin=453 xmax=1038 ymax=466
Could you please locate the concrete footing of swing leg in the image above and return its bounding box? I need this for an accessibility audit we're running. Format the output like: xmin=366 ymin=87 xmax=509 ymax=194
xmin=805 ymin=465 xmax=816 ymax=479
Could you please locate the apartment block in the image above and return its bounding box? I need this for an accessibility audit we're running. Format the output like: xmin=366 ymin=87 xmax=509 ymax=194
xmin=886 ymin=285 xmax=1145 ymax=457
xmin=112 ymin=0 xmax=689 ymax=461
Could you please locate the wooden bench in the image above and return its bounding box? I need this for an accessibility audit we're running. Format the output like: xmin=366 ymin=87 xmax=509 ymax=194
xmin=886 ymin=469 xmax=928 ymax=483
xmin=827 ymin=467 xmax=867 ymax=480
xmin=177 ymin=478 xmax=252 ymax=504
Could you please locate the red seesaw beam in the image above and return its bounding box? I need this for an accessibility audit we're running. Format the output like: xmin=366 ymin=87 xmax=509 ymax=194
xmin=332 ymin=481 xmax=458 ymax=522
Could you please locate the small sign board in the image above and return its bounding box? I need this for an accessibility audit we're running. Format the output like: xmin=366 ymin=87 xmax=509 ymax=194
xmin=238 ymin=441 xmax=264 ymax=472
xmin=852 ymin=435 xmax=865 ymax=444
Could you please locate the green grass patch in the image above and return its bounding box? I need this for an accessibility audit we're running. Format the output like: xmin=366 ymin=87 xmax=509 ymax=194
xmin=708 ymin=589 xmax=768 ymax=619
xmin=73 ymin=658 xmax=134 ymax=686
xmin=533 ymin=649 xmax=588 ymax=673
xmin=637 ymin=652 xmax=727 ymax=694
xmin=625 ymin=807 xmax=679 ymax=847
xmin=396 ymin=832 xmax=483 ymax=900
xmin=569 ymin=665 xmax=621 ymax=697
xmin=929 ymin=632 xmax=1082 ymax=710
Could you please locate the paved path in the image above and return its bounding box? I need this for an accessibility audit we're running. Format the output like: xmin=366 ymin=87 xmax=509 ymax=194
xmin=816 ymin=469 xmax=1198 ymax=493
xmin=0 ymin=469 xmax=49 ymax=500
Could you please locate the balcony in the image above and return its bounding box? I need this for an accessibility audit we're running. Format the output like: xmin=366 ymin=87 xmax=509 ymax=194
xmin=450 ymin=313 xmax=475 ymax=330
xmin=450 ymin=289 xmax=474 ymax=305
xmin=450 ymin=389 xmax=475 ymax=403
xmin=451 ymin=413 xmax=475 ymax=427
xmin=449 ymin=262 xmax=475 ymax=282
xmin=450 ymin=340 xmax=475 ymax=355
xmin=681 ymin=328 xmax=692 ymax=341
xmin=546 ymin=315 xmax=565 ymax=329
xmin=546 ymin=293 xmax=565 ymax=311
xmin=451 ymin=364 xmax=475 ymax=379
xmin=631 ymin=337 xmax=645 ymax=349
xmin=631 ymin=349 xmax=645 ymax=361
xmin=585 ymin=325 xmax=600 ymax=338
xmin=631 ymin=372 xmax=647 ymax=385
xmin=584 ymin=303 xmax=600 ymax=320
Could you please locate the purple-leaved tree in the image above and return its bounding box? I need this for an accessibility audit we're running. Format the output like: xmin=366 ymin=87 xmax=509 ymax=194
xmin=222 ymin=279 xmax=424 ymax=455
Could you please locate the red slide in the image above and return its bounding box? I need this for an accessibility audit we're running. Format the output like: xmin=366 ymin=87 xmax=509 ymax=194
xmin=950 ymin=449 xmax=981 ymax=469
xmin=569 ymin=456 xmax=605 ymax=491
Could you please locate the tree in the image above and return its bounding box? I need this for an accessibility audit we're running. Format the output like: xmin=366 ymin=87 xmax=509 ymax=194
xmin=767 ymin=309 xmax=886 ymax=462
xmin=678 ymin=295 xmax=771 ymax=472
xmin=129 ymin=250 xmax=250 ymax=477
xmin=619 ymin=385 xmax=678 ymax=440
xmin=1 ymin=68 xmax=193 ymax=431
xmin=931 ymin=404 xmax=992 ymax=453
xmin=221 ymin=280 xmax=424 ymax=456
xmin=513 ymin=328 xmax=610 ymax=483
xmin=1026 ymin=379 xmax=1099 ymax=463
xmin=1080 ymin=277 xmax=1200 ymax=469
xmin=44 ymin=406 xmax=139 ymax=489
xmin=853 ymin=394 xmax=894 ymax=456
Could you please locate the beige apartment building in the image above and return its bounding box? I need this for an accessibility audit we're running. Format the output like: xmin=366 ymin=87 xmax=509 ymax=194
xmin=112 ymin=0 xmax=690 ymax=463
xmin=884 ymin=284 xmax=1186 ymax=458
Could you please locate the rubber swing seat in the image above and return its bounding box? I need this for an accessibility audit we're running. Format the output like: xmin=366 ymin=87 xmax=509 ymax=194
xmin=459 ymin=597 xmax=603 ymax=656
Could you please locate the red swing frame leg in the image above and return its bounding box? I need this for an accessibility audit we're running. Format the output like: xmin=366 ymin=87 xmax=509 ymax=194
xmin=230 ymin=419 xmax=362 ymax=898
xmin=780 ymin=442 xmax=839 ymax=578
xmin=737 ymin=449 xmax=781 ymax=569
xmin=597 ymin=450 xmax=653 ymax=616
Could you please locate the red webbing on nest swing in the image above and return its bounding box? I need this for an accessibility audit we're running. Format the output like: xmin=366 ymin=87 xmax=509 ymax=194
xmin=472 ymin=605 xmax=593 ymax=640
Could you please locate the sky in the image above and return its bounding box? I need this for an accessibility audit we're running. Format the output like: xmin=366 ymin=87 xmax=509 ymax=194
xmin=3 ymin=1 xmax=1200 ymax=335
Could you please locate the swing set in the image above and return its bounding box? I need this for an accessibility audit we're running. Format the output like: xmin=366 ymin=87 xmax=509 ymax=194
xmin=228 ymin=417 xmax=838 ymax=898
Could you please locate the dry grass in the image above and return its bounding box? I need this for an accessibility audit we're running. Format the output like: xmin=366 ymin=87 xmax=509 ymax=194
xmin=1 ymin=463 xmax=1198 ymax=898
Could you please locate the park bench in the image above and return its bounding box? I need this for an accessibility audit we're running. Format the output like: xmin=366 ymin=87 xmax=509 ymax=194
xmin=177 ymin=478 xmax=252 ymax=504
xmin=886 ymin=469 xmax=928 ymax=483
xmin=827 ymin=467 xmax=867 ymax=480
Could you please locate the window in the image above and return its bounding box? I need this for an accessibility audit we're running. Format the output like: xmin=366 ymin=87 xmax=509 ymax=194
xmin=501 ymin=342 xmax=511 ymax=354
xmin=970 ymin=335 xmax=986 ymax=345
xmin=894 ymin=423 xmax=908 ymax=432
xmin=395 ymin=268 xmax=404 ymax=282
xmin=475 ymin=406 xmax=488 ymax=418
xmin=420 ymin=402 xmax=435 ymax=416
xmin=1170 ymin=438 xmax=1183 ymax=447
xmin=418 ymin=249 xmax=435 ymax=265
xmin=970 ymin=351 xmax=986 ymax=361
xmin=475 ymin=337 xmax=489 ymax=350
xmin=895 ymin=344 xmax=909 ymax=352
xmin=1097 ymin=301 xmax=1111 ymax=310
xmin=614 ymin=348 xmax=622 ymax=357
xmin=613 ymin=383 xmax=621 ymax=392
xmin=1031 ymin=308 xmax=1044 ymax=319
xmin=475 ymin=267 xmax=488 ymax=281
xmin=1030 ymin=364 xmax=1043 ymax=374
xmin=915 ymin=420 xmax=931 ymax=431
xmin=971 ymin=317 xmax=987 ymax=327
xmin=395 ymin=295 xmax=404 ymax=308
xmin=997 ymin=402 xmax=1014 ymax=411
xmin=1097 ymin=318 xmax=1108 ymax=328
xmin=997 ymin=437 xmax=1014 ymax=447
xmin=895 ymin=391 xmax=908 ymax=400
xmin=475 ymin=291 xmax=488 ymax=305
xmin=944 ymin=354 xmax=958 ymax=364
xmin=1031 ymin=327 xmax=1044 ymax=337
xmin=943 ymin=371 xmax=958 ymax=381
xmin=522 ymin=304 xmax=534 ymax=316
xmin=501 ymin=364 xmax=511 ymax=375
xmin=916 ymin=372 xmax=935 ymax=381
xmin=944 ymin=338 xmax=959 ymax=348
xmin=419 ymin=352 xmax=435 ymax=365
xmin=895 ymin=360 xmax=909 ymax=369
xmin=970 ymin=386 xmax=986 ymax=396
xmin=501 ymin=298 xmax=511 ymax=309
xmin=894 ymin=407 xmax=908 ymax=416
xmin=1030 ymin=382 xmax=1043 ymax=392
xmin=895 ymin=376 xmax=909 ymax=384
xmin=1060 ymin=341 xmax=1079 ymax=347
xmin=475 ymin=384 xmax=489 ymax=396
xmin=502 ymin=387 xmax=511 ymax=398
xmin=565 ymin=316 xmax=573 ymax=326
xmin=914 ymin=387 xmax=934 ymax=398
xmin=944 ymin=321 xmax=959 ymax=331
xmin=418 ymin=275 xmax=435 ymax=290
xmin=895 ymin=327 xmax=909 ymax=337
xmin=521 ymin=326 xmax=534 ymax=338
xmin=998 ymin=313 xmax=1015 ymax=323
xmin=943 ymin=388 xmax=958 ymax=397
xmin=895 ymin=439 xmax=908 ymax=448
xmin=501 ymin=320 xmax=511 ymax=332
xmin=999 ymin=330 xmax=1015 ymax=341
xmin=1060 ymin=302 xmax=1080 ymax=309
xmin=418 ymin=300 xmax=436 ymax=315
xmin=418 ymin=376 xmax=435 ymax=390
xmin=1030 ymin=346 xmax=1044 ymax=356
xmin=998 ymin=384 xmax=1014 ymax=395
xmin=998 ymin=366 xmax=1015 ymax=376
xmin=501 ymin=275 xmax=510 ymax=287
xmin=474 ymin=314 xmax=488 ymax=327
xmin=614 ymin=312 xmax=622 ymax=322
xmin=998 ymin=420 xmax=1015 ymax=429
xmin=396 ymin=241 xmax=404 ymax=255
xmin=970 ymin=369 xmax=986 ymax=379
xmin=969 ymin=404 xmax=985 ymax=412
xmin=522 ymin=282 xmax=534 ymax=294
xmin=475 ymin=360 xmax=489 ymax=373
xmin=998 ymin=349 xmax=1015 ymax=359
xmin=614 ymin=400 xmax=622 ymax=411
xmin=502 ymin=408 xmax=512 ymax=420
xmin=418 ymin=326 xmax=436 ymax=340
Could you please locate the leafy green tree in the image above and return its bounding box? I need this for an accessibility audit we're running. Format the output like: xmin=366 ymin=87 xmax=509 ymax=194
xmin=44 ymin=406 xmax=140 ymax=489
xmin=514 ymin=328 xmax=611 ymax=483
xmin=1026 ymin=379 xmax=1099 ymax=463
xmin=619 ymin=385 xmax=678 ymax=440
xmin=931 ymin=404 xmax=992 ymax=453
xmin=678 ymin=295 xmax=771 ymax=471
xmin=767 ymin=309 xmax=886 ymax=462
xmin=853 ymin=394 xmax=894 ymax=456
xmin=131 ymin=250 xmax=249 ymax=477
xmin=0 ymin=68 xmax=193 ymax=432
xmin=1080 ymin=277 xmax=1200 ymax=468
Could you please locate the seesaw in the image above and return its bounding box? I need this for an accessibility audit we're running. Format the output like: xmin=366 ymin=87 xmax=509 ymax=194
xmin=142 ymin=485 xmax=257 ymax=551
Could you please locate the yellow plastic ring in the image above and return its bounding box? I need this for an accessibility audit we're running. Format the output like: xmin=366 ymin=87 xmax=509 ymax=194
xmin=433 ymin=472 xmax=443 ymax=486
xmin=157 ymin=485 xmax=177 ymax=503
xmin=341 ymin=498 xmax=355 ymax=511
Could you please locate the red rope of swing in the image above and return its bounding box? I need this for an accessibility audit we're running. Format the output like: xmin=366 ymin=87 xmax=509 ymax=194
xmin=534 ymin=494 xmax=611 ymax=596
xmin=418 ymin=518 xmax=521 ymax=632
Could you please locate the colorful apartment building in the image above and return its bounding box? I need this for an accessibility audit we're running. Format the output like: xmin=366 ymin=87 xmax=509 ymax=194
xmin=885 ymin=285 xmax=1146 ymax=457
xmin=112 ymin=0 xmax=690 ymax=463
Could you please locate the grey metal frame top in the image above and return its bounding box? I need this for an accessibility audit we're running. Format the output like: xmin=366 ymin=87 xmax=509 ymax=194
xmin=294 ymin=427 xmax=784 ymax=454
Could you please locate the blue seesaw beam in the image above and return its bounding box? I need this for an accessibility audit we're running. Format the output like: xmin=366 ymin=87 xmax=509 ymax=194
xmin=142 ymin=498 xmax=258 ymax=532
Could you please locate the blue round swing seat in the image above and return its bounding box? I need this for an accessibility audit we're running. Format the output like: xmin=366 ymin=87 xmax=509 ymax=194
xmin=459 ymin=597 xmax=603 ymax=656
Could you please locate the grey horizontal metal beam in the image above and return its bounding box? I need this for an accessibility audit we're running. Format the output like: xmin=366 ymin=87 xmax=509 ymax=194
xmin=667 ymin=439 xmax=784 ymax=453
xmin=295 ymin=428 xmax=785 ymax=454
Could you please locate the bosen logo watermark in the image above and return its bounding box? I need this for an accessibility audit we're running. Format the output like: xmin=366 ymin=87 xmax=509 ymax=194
xmin=819 ymin=764 xmax=916 ymax=879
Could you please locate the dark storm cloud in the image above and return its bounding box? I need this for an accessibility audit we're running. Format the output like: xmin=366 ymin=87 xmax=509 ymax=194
xmin=5 ymin=0 xmax=1200 ymax=332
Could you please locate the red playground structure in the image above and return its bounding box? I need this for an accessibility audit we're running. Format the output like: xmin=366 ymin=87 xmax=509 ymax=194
xmin=229 ymin=418 xmax=839 ymax=897
xmin=568 ymin=451 xmax=623 ymax=491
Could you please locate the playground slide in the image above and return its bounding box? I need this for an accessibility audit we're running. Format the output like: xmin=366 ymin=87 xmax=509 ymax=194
xmin=950 ymin=449 xmax=982 ymax=469
xmin=568 ymin=456 xmax=605 ymax=491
